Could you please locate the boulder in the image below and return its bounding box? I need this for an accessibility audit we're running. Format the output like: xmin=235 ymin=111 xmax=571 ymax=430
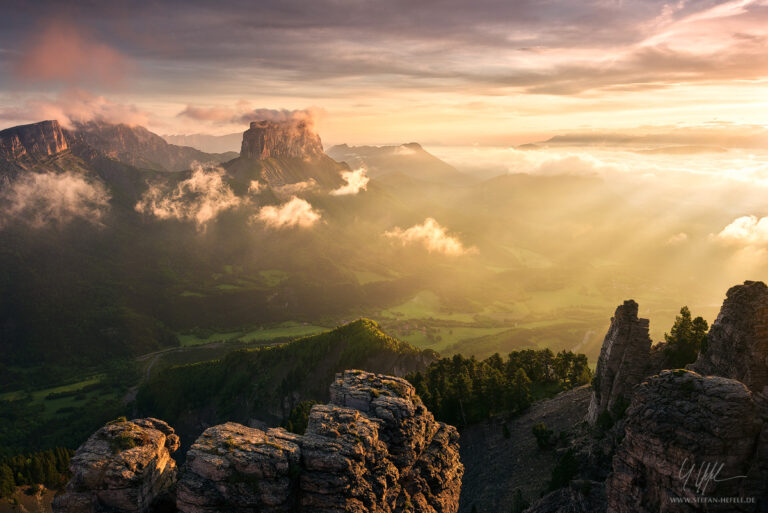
xmin=606 ymin=370 xmax=765 ymax=512
xmin=176 ymin=369 xmax=463 ymax=513
xmin=52 ymin=418 xmax=180 ymax=513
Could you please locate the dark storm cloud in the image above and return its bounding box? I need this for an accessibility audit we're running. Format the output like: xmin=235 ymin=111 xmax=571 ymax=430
xmin=0 ymin=0 xmax=766 ymax=95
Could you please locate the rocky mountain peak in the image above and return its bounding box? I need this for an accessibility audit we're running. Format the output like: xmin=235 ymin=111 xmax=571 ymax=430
xmin=586 ymin=299 xmax=653 ymax=424
xmin=0 ymin=120 xmax=69 ymax=160
xmin=691 ymin=280 xmax=768 ymax=397
xmin=240 ymin=120 xmax=324 ymax=160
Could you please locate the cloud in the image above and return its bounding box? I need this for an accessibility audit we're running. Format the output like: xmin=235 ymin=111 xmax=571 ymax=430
xmin=12 ymin=22 xmax=132 ymax=86
xmin=0 ymin=172 xmax=110 ymax=228
xmin=0 ymin=89 xmax=149 ymax=129
xmin=253 ymin=196 xmax=321 ymax=229
xmin=248 ymin=180 xmax=265 ymax=194
xmin=330 ymin=168 xmax=369 ymax=196
xmin=135 ymin=163 xmax=240 ymax=229
xmin=666 ymin=232 xmax=689 ymax=245
xmin=384 ymin=217 xmax=476 ymax=256
xmin=273 ymin=179 xmax=317 ymax=196
xmin=178 ymin=104 xmax=323 ymax=129
xmin=716 ymin=215 xmax=768 ymax=245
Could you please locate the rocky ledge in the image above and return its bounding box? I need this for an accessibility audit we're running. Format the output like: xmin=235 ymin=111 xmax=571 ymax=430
xmin=55 ymin=371 xmax=463 ymax=513
xmin=178 ymin=370 xmax=462 ymax=513
xmin=606 ymin=369 xmax=767 ymax=512
xmin=53 ymin=418 xmax=180 ymax=513
xmin=691 ymin=280 xmax=768 ymax=397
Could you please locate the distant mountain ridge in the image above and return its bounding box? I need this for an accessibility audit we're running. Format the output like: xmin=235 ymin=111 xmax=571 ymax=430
xmin=0 ymin=119 xmax=237 ymax=175
xmin=163 ymin=132 xmax=242 ymax=154
xmin=66 ymin=120 xmax=238 ymax=172
xmin=327 ymin=142 xmax=473 ymax=185
xmin=0 ymin=120 xmax=69 ymax=161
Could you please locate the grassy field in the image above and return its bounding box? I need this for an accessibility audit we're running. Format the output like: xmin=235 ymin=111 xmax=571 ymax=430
xmin=259 ymin=269 xmax=289 ymax=287
xmin=352 ymin=269 xmax=391 ymax=285
xmin=0 ymin=375 xmax=119 ymax=422
xmin=384 ymin=325 xmax=512 ymax=353
xmin=178 ymin=321 xmax=328 ymax=347
xmin=239 ymin=322 xmax=328 ymax=342
xmin=381 ymin=291 xmax=478 ymax=322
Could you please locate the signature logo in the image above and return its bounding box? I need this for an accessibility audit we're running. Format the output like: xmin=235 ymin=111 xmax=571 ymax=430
xmin=678 ymin=458 xmax=747 ymax=494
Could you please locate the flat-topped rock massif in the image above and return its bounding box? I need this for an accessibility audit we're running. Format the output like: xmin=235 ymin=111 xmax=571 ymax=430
xmin=54 ymin=371 xmax=463 ymax=513
xmin=226 ymin=119 xmax=346 ymax=188
xmin=241 ymin=120 xmax=324 ymax=160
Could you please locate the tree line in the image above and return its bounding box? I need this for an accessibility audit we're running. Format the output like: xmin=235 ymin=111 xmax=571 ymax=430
xmin=0 ymin=447 xmax=73 ymax=497
xmin=407 ymin=349 xmax=592 ymax=428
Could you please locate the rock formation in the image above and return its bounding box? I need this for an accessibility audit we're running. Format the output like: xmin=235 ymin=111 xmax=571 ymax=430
xmin=240 ymin=120 xmax=324 ymax=160
xmin=586 ymin=300 xmax=653 ymax=424
xmin=523 ymin=481 xmax=606 ymax=513
xmin=0 ymin=120 xmax=69 ymax=160
xmin=55 ymin=371 xmax=462 ymax=513
xmin=52 ymin=418 xmax=180 ymax=513
xmin=225 ymin=119 xmax=346 ymax=188
xmin=691 ymin=280 xmax=768 ymax=397
xmin=67 ymin=121 xmax=236 ymax=172
xmin=606 ymin=370 xmax=766 ymax=513
xmin=177 ymin=370 xmax=462 ymax=513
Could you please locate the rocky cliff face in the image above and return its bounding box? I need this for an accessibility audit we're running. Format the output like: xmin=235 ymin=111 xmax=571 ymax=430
xmin=606 ymin=370 xmax=767 ymax=512
xmin=67 ymin=121 xmax=236 ymax=172
xmin=0 ymin=120 xmax=69 ymax=161
xmin=691 ymin=280 xmax=768 ymax=397
xmin=55 ymin=371 xmax=462 ymax=513
xmin=177 ymin=370 xmax=462 ymax=513
xmin=52 ymin=418 xmax=180 ymax=513
xmin=586 ymin=300 xmax=653 ymax=424
xmin=240 ymin=121 xmax=324 ymax=160
xmin=225 ymin=120 xmax=345 ymax=188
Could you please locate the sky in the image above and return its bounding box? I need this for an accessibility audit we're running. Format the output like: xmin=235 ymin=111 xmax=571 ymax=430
xmin=0 ymin=0 xmax=767 ymax=145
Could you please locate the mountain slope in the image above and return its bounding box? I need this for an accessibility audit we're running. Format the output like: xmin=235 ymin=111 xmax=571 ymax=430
xmin=136 ymin=319 xmax=437 ymax=451
xmin=67 ymin=121 xmax=238 ymax=172
xmin=327 ymin=142 xmax=473 ymax=185
xmin=163 ymin=132 xmax=242 ymax=154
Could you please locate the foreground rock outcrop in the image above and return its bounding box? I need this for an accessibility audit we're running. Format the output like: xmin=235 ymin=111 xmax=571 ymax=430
xmin=692 ymin=280 xmax=768 ymax=397
xmin=586 ymin=300 xmax=653 ymax=424
xmin=53 ymin=418 xmax=180 ymax=513
xmin=56 ymin=371 xmax=462 ymax=513
xmin=528 ymin=282 xmax=768 ymax=513
xmin=177 ymin=370 xmax=462 ymax=513
xmin=606 ymin=370 xmax=766 ymax=512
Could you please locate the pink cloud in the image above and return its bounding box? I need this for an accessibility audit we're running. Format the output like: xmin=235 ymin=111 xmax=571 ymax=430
xmin=13 ymin=22 xmax=133 ymax=86
xmin=177 ymin=104 xmax=324 ymax=130
xmin=0 ymin=89 xmax=149 ymax=129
